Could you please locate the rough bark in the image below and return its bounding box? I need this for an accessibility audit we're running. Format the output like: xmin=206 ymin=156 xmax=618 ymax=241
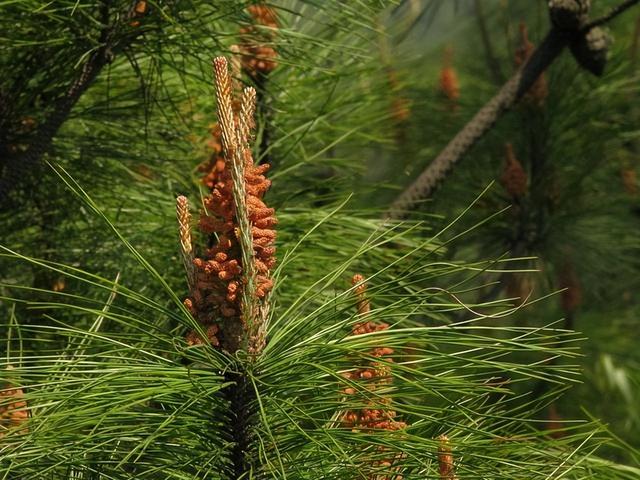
xmin=222 ymin=370 xmax=257 ymax=479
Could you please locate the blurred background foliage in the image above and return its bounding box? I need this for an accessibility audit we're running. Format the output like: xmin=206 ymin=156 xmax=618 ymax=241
xmin=367 ymin=0 xmax=640 ymax=462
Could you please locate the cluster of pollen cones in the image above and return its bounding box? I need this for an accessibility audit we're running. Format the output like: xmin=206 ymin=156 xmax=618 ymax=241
xmin=178 ymin=56 xmax=276 ymax=354
xmin=342 ymin=276 xmax=458 ymax=479
xmin=342 ymin=274 xmax=406 ymax=479
xmin=128 ymin=0 xmax=148 ymax=27
xmin=437 ymin=434 xmax=459 ymax=480
xmin=439 ymin=46 xmax=460 ymax=106
xmin=1 ymin=368 xmax=28 ymax=439
xmin=239 ymin=5 xmax=279 ymax=79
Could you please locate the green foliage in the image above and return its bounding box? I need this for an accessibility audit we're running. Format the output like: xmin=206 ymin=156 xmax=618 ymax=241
xmin=1 ymin=0 xmax=640 ymax=478
xmin=2 ymin=185 xmax=638 ymax=478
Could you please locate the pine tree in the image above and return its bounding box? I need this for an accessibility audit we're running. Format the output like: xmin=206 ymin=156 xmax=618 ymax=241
xmin=2 ymin=0 xmax=640 ymax=478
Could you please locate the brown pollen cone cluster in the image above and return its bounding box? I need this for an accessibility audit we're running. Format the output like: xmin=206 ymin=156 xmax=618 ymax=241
xmin=184 ymin=125 xmax=240 ymax=346
xmin=182 ymin=59 xmax=276 ymax=353
xmin=437 ymin=434 xmax=459 ymax=480
xmin=558 ymin=259 xmax=582 ymax=314
xmin=245 ymin=163 xmax=277 ymax=299
xmin=515 ymin=22 xmax=548 ymax=107
xmin=239 ymin=5 xmax=279 ymax=79
xmin=500 ymin=143 xmax=528 ymax=199
xmin=439 ymin=46 xmax=460 ymax=106
xmin=129 ymin=0 xmax=148 ymax=27
xmin=1 ymin=372 xmax=28 ymax=439
xmin=198 ymin=123 xmax=225 ymax=192
xmin=343 ymin=275 xmax=406 ymax=479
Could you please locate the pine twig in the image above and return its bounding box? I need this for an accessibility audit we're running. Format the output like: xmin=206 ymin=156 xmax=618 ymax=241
xmin=237 ymin=86 xmax=264 ymax=353
xmin=583 ymin=0 xmax=640 ymax=30
xmin=221 ymin=370 xmax=256 ymax=479
xmin=213 ymin=58 xmax=240 ymax=156
xmin=211 ymin=60 xmax=264 ymax=480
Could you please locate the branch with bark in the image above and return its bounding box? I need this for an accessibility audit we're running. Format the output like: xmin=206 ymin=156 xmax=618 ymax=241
xmin=474 ymin=0 xmax=505 ymax=86
xmin=0 ymin=0 xmax=145 ymax=206
xmin=386 ymin=0 xmax=640 ymax=220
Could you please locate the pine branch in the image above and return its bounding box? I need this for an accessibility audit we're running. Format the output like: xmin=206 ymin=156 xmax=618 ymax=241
xmin=583 ymin=0 xmax=640 ymax=30
xmin=386 ymin=30 xmax=566 ymax=219
xmin=386 ymin=0 xmax=640 ymax=219
xmin=222 ymin=370 xmax=257 ymax=480
xmin=0 ymin=0 xmax=141 ymax=206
